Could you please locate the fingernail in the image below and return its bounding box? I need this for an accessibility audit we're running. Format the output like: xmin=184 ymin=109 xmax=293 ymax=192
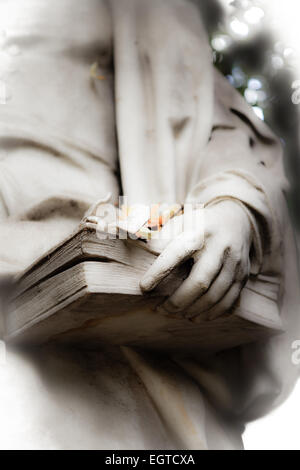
xmin=207 ymin=312 xmax=220 ymax=321
xmin=140 ymin=277 xmax=153 ymax=292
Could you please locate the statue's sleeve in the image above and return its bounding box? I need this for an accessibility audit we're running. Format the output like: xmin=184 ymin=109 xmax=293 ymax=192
xmin=0 ymin=0 xmax=119 ymax=275
xmin=111 ymin=0 xmax=214 ymax=204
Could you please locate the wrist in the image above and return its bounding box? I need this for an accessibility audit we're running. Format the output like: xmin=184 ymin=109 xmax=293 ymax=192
xmin=206 ymin=198 xmax=253 ymax=244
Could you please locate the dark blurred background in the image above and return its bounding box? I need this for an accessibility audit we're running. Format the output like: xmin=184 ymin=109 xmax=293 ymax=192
xmin=192 ymin=0 xmax=300 ymax=233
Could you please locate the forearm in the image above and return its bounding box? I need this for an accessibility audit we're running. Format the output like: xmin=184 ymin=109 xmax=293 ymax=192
xmin=186 ymin=127 xmax=287 ymax=275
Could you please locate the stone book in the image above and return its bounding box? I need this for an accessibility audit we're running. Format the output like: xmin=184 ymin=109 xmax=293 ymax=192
xmin=4 ymin=227 xmax=283 ymax=354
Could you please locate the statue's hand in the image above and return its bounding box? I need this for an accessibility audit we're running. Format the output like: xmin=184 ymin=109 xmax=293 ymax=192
xmin=140 ymin=200 xmax=252 ymax=320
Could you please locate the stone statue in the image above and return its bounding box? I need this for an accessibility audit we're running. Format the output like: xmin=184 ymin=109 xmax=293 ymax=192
xmin=0 ymin=0 xmax=299 ymax=450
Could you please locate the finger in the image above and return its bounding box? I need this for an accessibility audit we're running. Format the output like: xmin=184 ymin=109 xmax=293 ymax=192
xmin=205 ymin=281 xmax=244 ymax=321
xmin=185 ymin=264 xmax=234 ymax=318
xmin=146 ymin=214 xmax=185 ymax=255
xmin=140 ymin=232 xmax=200 ymax=292
xmin=186 ymin=254 xmax=248 ymax=318
xmin=163 ymin=245 xmax=224 ymax=312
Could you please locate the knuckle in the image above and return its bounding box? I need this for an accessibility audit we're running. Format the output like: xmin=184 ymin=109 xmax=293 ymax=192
xmin=223 ymin=246 xmax=232 ymax=259
xmin=168 ymin=299 xmax=178 ymax=310
xmin=182 ymin=236 xmax=198 ymax=252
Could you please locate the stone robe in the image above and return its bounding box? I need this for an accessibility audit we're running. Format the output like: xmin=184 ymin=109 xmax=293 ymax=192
xmin=0 ymin=0 xmax=299 ymax=450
